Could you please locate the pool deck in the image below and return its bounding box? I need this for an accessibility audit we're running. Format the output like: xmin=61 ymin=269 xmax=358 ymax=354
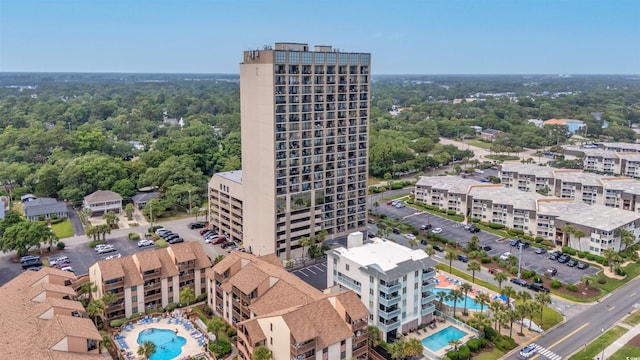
xmin=119 ymin=317 xmax=206 ymax=360
xmin=405 ymin=319 xmax=477 ymax=358
xmin=435 ymin=273 xmax=509 ymax=306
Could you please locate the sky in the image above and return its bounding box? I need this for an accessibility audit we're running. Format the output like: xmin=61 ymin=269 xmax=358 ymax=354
xmin=0 ymin=0 xmax=639 ymax=74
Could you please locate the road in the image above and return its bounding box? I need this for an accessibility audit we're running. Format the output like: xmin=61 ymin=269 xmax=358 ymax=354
xmin=504 ymin=276 xmax=640 ymax=360
xmin=438 ymin=138 xmax=552 ymax=164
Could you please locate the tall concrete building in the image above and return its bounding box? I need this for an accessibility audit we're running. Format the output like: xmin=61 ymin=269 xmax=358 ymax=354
xmin=210 ymin=42 xmax=371 ymax=259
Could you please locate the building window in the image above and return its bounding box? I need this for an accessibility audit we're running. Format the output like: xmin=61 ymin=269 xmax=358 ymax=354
xmin=314 ymin=53 xmax=325 ymax=64
xmin=360 ymin=54 xmax=370 ymax=65
xmin=132 ymin=296 xmax=137 ymax=302
xmin=289 ymin=51 xmax=300 ymax=64
xmin=341 ymin=351 xmax=346 ymax=359
xmin=275 ymin=51 xmax=286 ymax=64
xmin=327 ymin=53 xmax=336 ymax=65
xmin=270 ymin=337 xmax=273 ymax=345
xmin=338 ymin=53 xmax=348 ymax=64
xmin=169 ymin=297 xmax=173 ymax=303
xmin=341 ymin=339 xmax=346 ymax=346
xmin=323 ymin=348 xmax=328 ymax=354
xmin=270 ymin=323 xmax=273 ymax=331
xmin=131 ymin=286 xmax=137 ymax=291
xmin=369 ymin=276 xmax=373 ymax=283
xmin=345 ymin=264 xmax=349 ymax=271
xmin=132 ymin=307 xmax=138 ymax=313
xmin=302 ymin=52 xmax=312 ymax=64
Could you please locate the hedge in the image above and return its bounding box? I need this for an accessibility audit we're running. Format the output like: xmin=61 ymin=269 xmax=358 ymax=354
xmin=550 ymin=280 xmax=562 ymax=289
xmin=56 ymin=242 xmax=66 ymax=250
xmin=209 ymin=338 xmax=232 ymax=357
xmin=561 ymin=246 xmax=577 ymax=255
xmin=110 ymin=318 xmax=127 ymax=328
xmin=196 ymin=293 xmax=208 ymax=302
xmin=128 ymin=232 xmax=140 ymax=240
xmin=488 ymin=223 xmax=506 ymax=229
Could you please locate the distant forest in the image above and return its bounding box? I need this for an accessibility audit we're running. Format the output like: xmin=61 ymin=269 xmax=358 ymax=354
xmin=0 ymin=73 xmax=638 ymax=213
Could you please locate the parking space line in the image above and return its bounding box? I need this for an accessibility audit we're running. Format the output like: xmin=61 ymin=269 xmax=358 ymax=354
xmin=296 ymin=270 xmax=309 ymax=277
xmin=305 ymin=268 xmax=316 ymax=275
xmin=312 ymin=265 xmax=324 ymax=272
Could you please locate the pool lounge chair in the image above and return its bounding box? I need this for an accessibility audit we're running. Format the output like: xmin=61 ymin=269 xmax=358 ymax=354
xmin=156 ymin=316 xmax=161 ymax=323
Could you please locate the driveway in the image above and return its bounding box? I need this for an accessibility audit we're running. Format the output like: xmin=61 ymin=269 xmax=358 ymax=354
xmin=66 ymin=204 xmax=84 ymax=236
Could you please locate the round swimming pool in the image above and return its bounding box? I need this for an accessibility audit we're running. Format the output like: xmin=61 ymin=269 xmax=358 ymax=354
xmin=137 ymin=328 xmax=187 ymax=360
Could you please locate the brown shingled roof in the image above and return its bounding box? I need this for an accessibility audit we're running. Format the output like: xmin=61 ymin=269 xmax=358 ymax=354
xmin=282 ymin=298 xmax=353 ymax=348
xmin=240 ymin=319 xmax=266 ymax=343
xmin=169 ymin=242 xmax=197 ymax=263
xmin=257 ymin=253 xmax=283 ymax=268
xmin=249 ymin=280 xmax=315 ymax=315
xmin=229 ymin=263 xmax=270 ymax=295
xmin=96 ymin=257 xmax=126 ymax=281
xmin=134 ymin=248 xmax=163 ymax=272
xmin=57 ymin=314 xmax=102 ymax=340
xmin=334 ymin=291 xmax=369 ymax=321
xmin=83 ymin=190 xmax=123 ymax=203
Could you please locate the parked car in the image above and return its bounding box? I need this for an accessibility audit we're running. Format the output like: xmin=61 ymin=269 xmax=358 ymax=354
xmin=457 ymin=254 xmax=468 ymax=263
xmin=432 ymin=245 xmax=444 ymax=252
xmin=393 ymin=228 xmax=401 ymax=234
xmin=138 ymin=240 xmax=154 ymax=247
xmin=566 ymin=259 xmax=579 ymax=267
xmin=482 ymin=245 xmax=492 ymax=251
xmin=21 ymin=258 xmax=43 ymax=269
xmin=205 ymin=235 xmax=220 ymax=243
xmin=469 ymin=226 xmax=480 ymax=233
xmin=404 ymin=233 xmax=416 ymax=240
xmin=189 ymin=222 xmax=206 ymax=229
xmin=510 ymin=238 xmax=521 ymax=247
xmin=420 ymin=224 xmax=432 ymax=231
xmin=519 ymin=344 xmax=537 ymax=358
xmin=105 ymin=253 xmax=121 ymax=260
xmin=549 ymin=251 xmax=562 ymax=260
xmin=546 ymin=267 xmax=558 ymax=276
xmin=510 ymin=278 xmax=528 ymax=287
xmin=395 ymin=203 xmax=405 ymax=208
xmin=535 ymin=248 xmax=547 ymax=254
xmin=577 ymin=262 xmax=590 ymax=270
xmin=213 ymin=237 xmax=227 ymax=245
xmin=155 ymin=228 xmax=168 ymax=235
xmin=557 ymin=254 xmax=571 ymax=264
xmin=98 ymin=245 xmax=116 ymax=254
xmin=221 ymin=242 xmax=236 ymax=249
xmin=431 ymin=228 xmax=443 ymax=234
xmin=165 ymin=234 xmax=180 ymax=241
xmin=160 ymin=232 xmax=176 ymax=239
xmin=168 ymin=237 xmax=184 ymax=244
xmin=488 ymin=268 xmax=500 ymax=274
xmin=199 ymin=229 xmax=212 ymax=235
xmin=520 ymin=242 xmax=531 ymax=249
xmin=499 ymin=252 xmax=511 ymax=261
xmin=528 ymin=283 xmax=550 ymax=292
xmin=50 ymin=256 xmax=70 ymax=266
xmin=20 ymin=255 xmax=40 ymax=264
xmin=386 ymin=201 xmax=393 ymax=205
xmin=59 ymin=266 xmax=75 ymax=273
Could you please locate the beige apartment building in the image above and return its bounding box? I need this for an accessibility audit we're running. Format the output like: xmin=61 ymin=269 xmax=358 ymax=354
xmin=209 ymin=42 xmax=371 ymax=260
xmin=207 ymin=252 xmax=368 ymax=360
xmin=415 ymin=176 xmax=640 ymax=254
xmin=565 ymin=144 xmax=640 ymax=177
xmin=89 ymin=242 xmax=210 ymax=321
xmin=0 ymin=268 xmax=102 ymax=359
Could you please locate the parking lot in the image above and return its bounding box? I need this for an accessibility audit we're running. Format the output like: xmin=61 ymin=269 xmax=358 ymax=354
xmin=292 ymin=262 xmax=327 ymax=290
xmin=373 ymin=199 xmax=600 ymax=285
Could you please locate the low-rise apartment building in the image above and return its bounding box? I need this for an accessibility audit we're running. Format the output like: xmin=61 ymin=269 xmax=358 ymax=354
xmin=208 ymin=170 xmax=244 ymax=244
xmin=500 ymin=163 xmax=556 ymax=192
xmin=207 ymin=252 xmax=368 ymax=360
xmin=89 ymin=242 xmax=210 ymax=321
xmin=565 ymin=144 xmax=640 ymax=177
xmin=415 ymin=176 xmax=640 ymax=254
xmin=0 ymin=268 xmax=102 ymax=359
xmin=326 ymin=235 xmax=438 ymax=342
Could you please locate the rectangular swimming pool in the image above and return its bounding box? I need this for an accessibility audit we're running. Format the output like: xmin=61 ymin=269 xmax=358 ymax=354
xmin=421 ymin=325 xmax=467 ymax=352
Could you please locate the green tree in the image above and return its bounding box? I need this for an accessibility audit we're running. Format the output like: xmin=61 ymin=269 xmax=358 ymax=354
xmin=367 ymin=325 xmax=382 ymax=347
xmin=57 ymin=153 xmax=127 ymax=203
xmin=124 ymin=203 xmax=135 ymax=220
xmin=253 ymin=346 xmax=272 ymax=360
xmin=534 ymin=292 xmax=552 ymax=326
xmin=86 ymin=299 xmax=105 ymax=324
xmin=111 ymin=179 xmax=137 ymax=199
xmin=460 ymin=282 xmax=473 ymax=316
xmin=389 ymin=339 xmax=405 ymax=360
xmin=467 ymin=236 xmax=480 ymax=251
xmin=516 ymin=302 xmax=529 ymax=335
xmin=493 ymin=271 xmax=508 ymax=289
xmin=137 ymin=340 xmax=157 ymax=360
xmin=214 ymin=255 xmax=225 ymax=265
xmin=436 ymin=290 xmax=447 ymax=311
xmin=444 ymin=250 xmax=456 ymax=273
xmin=446 ymin=289 xmax=464 ymax=317
xmin=473 ymin=292 xmax=491 ymax=315
xmin=500 ymin=285 xmax=517 ymax=306
xmin=619 ymin=228 xmax=635 ymax=251
xmin=424 ymin=245 xmax=435 ymax=257
xmin=298 ymin=237 xmax=311 ymax=260
xmin=582 ymin=275 xmax=597 ymax=290
xmin=467 ymin=261 xmax=481 ymax=284
xmin=180 ymin=287 xmax=195 ymax=306
xmin=408 ymin=238 xmax=418 ymax=249
xmin=1 ymin=221 xmax=52 ymax=256
xmin=403 ymin=337 xmax=423 ymax=359
xmin=207 ymin=316 xmax=226 ymax=349
xmin=448 ymin=338 xmax=462 ymax=351
xmin=103 ymin=211 xmax=118 ymax=229
xmin=603 ymin=248 xmax=617 ymax=272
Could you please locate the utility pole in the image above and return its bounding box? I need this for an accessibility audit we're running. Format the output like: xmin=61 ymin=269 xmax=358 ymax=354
xmin=188 ymin=189 xmax=192 ymax=215
xmin=517 ymin=242 xmax=524 ymax=279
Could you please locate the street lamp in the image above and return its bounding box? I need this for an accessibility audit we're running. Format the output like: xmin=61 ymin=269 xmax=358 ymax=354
xmin=601 ymin=328 xmax=605 ymax=360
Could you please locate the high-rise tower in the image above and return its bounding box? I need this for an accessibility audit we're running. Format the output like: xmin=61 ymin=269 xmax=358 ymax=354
xmin=209 ymin=42 xmax=370 ymax=259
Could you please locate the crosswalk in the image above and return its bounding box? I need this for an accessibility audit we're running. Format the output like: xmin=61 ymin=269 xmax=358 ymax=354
xmin=529 ymin=343 xmax=562 ymax=360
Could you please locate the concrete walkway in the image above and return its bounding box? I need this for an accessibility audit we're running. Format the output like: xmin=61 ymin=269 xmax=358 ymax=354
xmin=598 ymin=321 xmax=640 ymax=359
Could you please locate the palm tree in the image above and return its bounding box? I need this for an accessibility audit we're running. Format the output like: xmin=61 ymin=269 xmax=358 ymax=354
xmin=436 ymin=290 xmax=447 ymax=311
xmin=572 ymin=228 xmax=586 ymax=252
xmin=474 ymin=292 xmax=491 ymax=315
xmin=448 ymin=338 xmax=462 ymax=351
xmin=582 ymin=275 xmax=597 ymax=290
xmin=424 ymin=245 xmax=435 ymax=257
xmin=467 ymin=261 xmax=481 ymax=284
xmin=469 ymin=312 xmax=491 ymax=337
xmin=367 ymin=325 xmax=382 ymax=347
xmin=494 ymin=271 xmax=508 ymax=289
xmin=372 ymin=201 xmax=380 ymax=215
xmin=86 ymin=299 xmax=104 ymax=324
xmin=468 ymin=236 xmax=480 ymax=251
xmin=517 ymin=290 xmax=532 ymax=304
xmin=619 ymin=228 xmax=635 ymax=251
xmin=526 ymin=300 xmax=539 ymax=330
xmin=403 ymin=337 xmax=424 ymax=359
xmin=389 ymin=339 xmax=405 ymax=360
xmin=444 ymin=250 xmax=457 ymax=273
xmin=516 ymin=303 xmax=528 ymax=335
xmin=103 ymin=210 xmax=118 ymax=229
xmin=460 ymin=282 xmax=473 ymax=316
xmin=298 ymin=237 xmax=311 ymax=260
xmin=534 ymin=292 xmax=552 ymax=326
xmin=207 ymin=317 xmax=225 ymax=348
xmin=180 ymin=287 xmax=195 ymax=306
xmin=496 ymin=309 xmax=509 ymax=335
xmin=253 ymin=346 xmax=273 ymax=360
xmin=562 ymin=224 xmax=576 ymax=247
xmin=137 ymin=340 xmax=157 ymax=359
xmin=446 ymin=289 xmax=464 ymax=317
xmin=603 ymin=248 xmax=617 ymax=272
xmin=506 ymin=308 xmax=518 ymax=338
xmin=488 ymin=301 xmax=505 ymax=331
xmin=501 ymin=285 xmax=517 ymax=306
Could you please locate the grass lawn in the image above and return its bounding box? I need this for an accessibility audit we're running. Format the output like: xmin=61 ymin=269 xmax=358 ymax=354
xmin=466 ymin=139 xmax=493 ymax=149
xmin=610 ymin=345 xmax=640 ymax=360
xmin=594 ymin=262 xmax=640 ymax=295
xmin=51 ymin=220 xmax=74 ymax=238
xmin=12 ymin=202 xmax=24 ymax=215
xmin=623 ymin=307 xmax=640 ymax=326
xmin=568 ymin=326 xmax=628 ymax=360
xmin=472 ymin=348 xmax=505 ymax=360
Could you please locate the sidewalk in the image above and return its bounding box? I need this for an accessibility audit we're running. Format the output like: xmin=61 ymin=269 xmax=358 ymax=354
xmin=599 ymin=321 xmax=640 ymax=359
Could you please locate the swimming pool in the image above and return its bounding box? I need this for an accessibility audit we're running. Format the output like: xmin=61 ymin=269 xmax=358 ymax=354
xmin=137 ymin=328 xmax=187 ymax=360
xmin=435 ymin=288 xmax=482 ymax=310
xmin=421 ymin=325 xmax=467 ymax=351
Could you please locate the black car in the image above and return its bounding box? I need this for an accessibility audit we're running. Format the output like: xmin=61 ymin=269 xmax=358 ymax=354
xmin=367 ymin=233 xmax=375 ymax=239
xmin=165 ymin=234 xmax=180 ymax=241
xmin=420 ymin=224 xmax=433 ymax=231
xmin=457 ymin=254 xmax=469 ymax=263
xmin=566 ymin=259 xmax=579 ymax=267
xmin=221 ymin=241 xmax=236 ymax=249
xmin=433 ymin=245 xmax=444 ymax=252
xmin=482 ymin=245 xmax=492 ymax=252
xmin=160 ymin=232 xmax=176 ymax=239
xmin=21 ymin=258 xmax=43 ymax=269
xmin=469 ymin=226 xmax=480 ymax=233
xmin=189 ymin=222 xmax=206 ymax=229
xmin=549 ymin=251 xmax=562 ymax=260
xmin=528 ymin=283 xmax=550 ymax=292
xmin=510 ymin=238 xmax=521 ymax=247
xmin=393 ymin=228 xmax=401 ymax=234
xmin=510 ymin=278 xmax=528 ymax=287
xmin=520 ymin=242 xmax=531 ymax=249
xmin=557 ymin=254 xmax=571 ymax=264
xmin=577 ymin=262 xmax=590 ymax=270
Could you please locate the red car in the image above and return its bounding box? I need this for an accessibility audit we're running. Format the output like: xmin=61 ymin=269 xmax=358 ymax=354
xmin=200 ymin=229 xmax=211 ymax=235
xmin=213 ymin=236 xmax=227 ymax=245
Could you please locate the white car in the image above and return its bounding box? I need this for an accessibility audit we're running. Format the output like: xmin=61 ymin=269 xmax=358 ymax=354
xmin=431 ymin=228 xmax=443 ymax=234
xmin=59 ymin=266 xmax=75 ymax=273
xmin=155 ymin=228 xmax=168 ymax=235
xmin=404 ymin=234 xmax=416 ymax=240
xmin=94 ymin=244 xmax=108 ymax=252
xmin=98 ymin=245 xmax=116 ymax=254
xmin=138 ymin=240 xmax=154 ymax=247
xmin=499 ymin=252 xmax=512 ymax=261
xmin=105 ymin=253 xmax=122 ymax=260
xmin=519 ymin=344 xmax=537 ymax=358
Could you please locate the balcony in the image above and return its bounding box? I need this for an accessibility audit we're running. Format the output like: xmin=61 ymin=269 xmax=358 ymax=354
xmin=290 ymin=339 xmax=315 ymax=355
xmin=422 ymin=269 xmax=437 ymax=279
xmin=421 ymin=303 xmax=436 ymax=316
xmin=379 ymin=281 xmax=401 ymax=294
xmin=378 ymin=306 xmax=401 ymax=319
xmin=378 ymin=318 xmax=400 ymax=332
xmin=378 ymin=293 xmax=400 ymax=307
xmin=421 ymin=280 xmax=436 ymax=292
xmin=422 ymin=292 xmax=436 ymax=304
